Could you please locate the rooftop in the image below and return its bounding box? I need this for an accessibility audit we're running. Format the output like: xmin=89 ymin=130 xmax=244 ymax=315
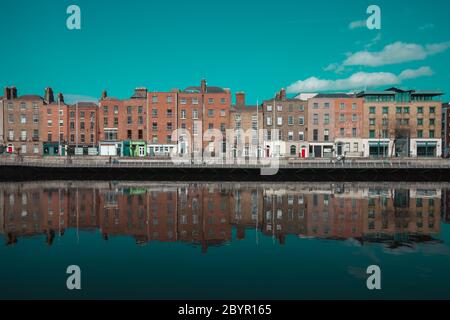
xmin=18 ymin=95 xmax=44 ymax=101
xmin=314 ymin=93 xmax=353 ymax=99
xmin=183 ymin=86 xmax=226 ymax=94
xmin=357 ymin=87 xmax=443 ymax=97
xmin=231 ymin=105 xmax=262 ymax=112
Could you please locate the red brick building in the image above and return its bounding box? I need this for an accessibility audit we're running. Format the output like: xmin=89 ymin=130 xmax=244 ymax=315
xmin=41 ymin=88 xmax=69 ymax=156
xmin=98 ymin=88 xmax=148 ymax=156
xmin=67 ymin=102 xmax=98 ymax=155
xmin=3 ymin=87 xmax=44 ymax=156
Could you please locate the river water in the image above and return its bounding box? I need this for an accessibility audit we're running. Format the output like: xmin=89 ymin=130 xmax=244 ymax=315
xmin=1 ymin=181 xmax=449 ymax=299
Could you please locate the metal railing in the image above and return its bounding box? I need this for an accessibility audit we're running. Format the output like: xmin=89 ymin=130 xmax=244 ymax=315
xmin=1 ymin=156 xmax=450 ymax=169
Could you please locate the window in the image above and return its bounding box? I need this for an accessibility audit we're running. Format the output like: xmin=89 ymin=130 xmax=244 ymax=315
xmin=417 ymin=106 xmax=424 ymax=114
xmin=7 ymin=103 xmax=13 ymax=111
xmin=299 ymin=131 xmax=304 ymax=141
xmin=192 ymin=98 xmax=199 ymax=105
xmin=80 ymin=122 xmax=85 ymax=130
xmin=277 ymin=105 xmax=282 ymax=112
xmin=21 ymin=130 xmax=27 ymax=141
xmin=80 ymin=134 xmax=85 ymax=143
xmin=80 ymin=111 xmax=85 ymax=119
xmin=352 ymin=103 xmax=357 ymax=110
xmin=192 ymin=109 xmax=198 ymax=119
xmin=20 ymin=102 xmax=27 ymax=111
xmin=138 ymin=106 xmax=143 ymax=114
xmin=180 ymin=98 xmax=186 ymax=105
xmin=288 ymin=104 xmax=293 ymax=112
xmin=266 ymin=117 xmax=272 ymax=126
xmin=127 ymin=130 xmax=132 ymax=139
xmin=404 ymin=106 xmax=410 ymax=114
xmin=324 ymin=114 xmax=330 ymax=125
xmin=181 ymin=109 xmax=186 ymax=119
xmin=21 ymin=115 xmax=27 ymax=124
xmin=313 ymin=129 xmax=318 ymax=141
xmin=324 ymin=103 xmax=330 ymax=108
xmin=220 ymin=123 xmax=226 ymax=132
xmin=324 ymin=129 xmax=329 ymax=141
xmin=208 ymin=123 xmax=213 ymax=130
xmin=152 ymin=96 xmax=158 ymax=103
xmin=288 ymin=131 xmax=293 ymax=141
xmin=313 ymin=114 xmax=319 ymax=125
xmin=70 ymin=134 xmax=75 ymax=142
xmin=430 ymin=119 xmax=435 ymax=126
xmin=33 ymin=114 xmax=39 ymax=124
xmin=339 ymin=114 xmax=345 ymax=122
xmin=167 ymin=135 xmax=172 ymax=143
xmin=299 ymin=105 xmax=304 ymax=111
xmin=70 ymin=122 xmax=75 ymax=130
xmin=220 ymin=98 xmax=226 ymax=104
xmin=208 ymin=98 xmax=214 ymax=104
xmin=290 ymin=145 xmax=296 ymax=155
xmin=418 ymin=118 xmax=423 ymax=126
xmin=33 ymin=145 xmax=39 ymax=154
xmin=352 ymin=114 xmax=357 ymax=122
xmin=167 ymin=122 xmax=173 ymax=130
xmin=288 ymin=116 xmax=293 ymax=125
xmin=152 ymin=109 xmax=158 ymax=117
xmin=33 ymin=130 xmax=39 ymax=140
xmin=167 ymin=109 xmax=173 ymax=117
xmin=340 ymin=103 xmax=345 ymax=110
xmin=382 ymin=106 xmax=389 ymax=114
xmin=103 ymin=106 xmax=108 ymax=114
xmin=167 ymin=96 xmax=173 ymax=103
xmin=138 ymin=130 xmax=143 ymax=140
xmin=8 ymin=130 xmax=14 ymax=140
xmin=103 ymin=117 xmax=108 ymax=126
xmin=266 ymin=105 xmax=272 ymax=112
xmin=220 ymin=109 xmax=226 ymax=117
xmin=152 ymin=122 xmax=158 ymax=131
xmin=127 ymin=116 xmax=132 ymax=125
xmin=429 ymin=130 xmax=435 ymax=138
xmin=430 ymin=107 xmax=435 ymax=114
xmin=352 ymin=128 xmax=357 ymax=138
xmin=114 ymin=117 xmax=118 ymax=126
xmin=277 ymin=117 xmax=283 ymax=126
xmin=369 ymin=119 xmax=375 ymax=126
xmin=70 ymin=111 xmax=75 ymax=118
xmin=47 ymin=132 xmax=52 ymax=142
xmin=21 ymin=144 xmax=27 ymax=154
xmin=340 ymin=128 xmax=345 ymax=137
xmin=395 ymin=107 xmax=402 ymax=113
xmin=299 ymin=116 xmax=304 ymax=125
xmin=8 ymin=114 xmax=14 ymax=123
xmin=369 ymin=130 xmax=376 ymax=138
xmin=370 ymin=106 xmax=376 ymax=114
xmin=417 ymin=130 xmax=423 ymax=138
xmin=313 ymin=103 xmax=319 ymax=109
xmin=138 ymin=116 xmax=143 ymax=125
xmin=114 ymin=105 xmax=119 ymax=114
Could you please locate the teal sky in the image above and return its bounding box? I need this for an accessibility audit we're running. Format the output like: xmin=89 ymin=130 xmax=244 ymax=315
xmin=1 ymin=0 xmax=449 ymax=103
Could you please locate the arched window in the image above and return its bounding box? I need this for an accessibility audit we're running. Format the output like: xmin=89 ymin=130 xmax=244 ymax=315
xmin=290 ymin=145 xmax=296 ymax=155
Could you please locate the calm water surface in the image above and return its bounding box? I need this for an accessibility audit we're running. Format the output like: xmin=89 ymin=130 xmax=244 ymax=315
xmin=1 ymin=181 xmax=450 ymax=299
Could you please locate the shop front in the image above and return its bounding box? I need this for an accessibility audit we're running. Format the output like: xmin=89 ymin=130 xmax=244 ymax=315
xmin=99 ymin=141 xmax=122 ymax=156
xmin=43 ymin=142 xmax=60 ymax=156
xmin=309 ymin=144 xmax=334 ymax=158
xmin=368 ymin=140 xmax=390 ymax=158
xmin=123 ymin=140 xmax=147 ymax=157
xmin=412 ymin=140 xmax=440 ymax=158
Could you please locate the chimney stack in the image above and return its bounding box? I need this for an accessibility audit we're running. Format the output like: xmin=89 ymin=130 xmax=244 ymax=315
xmin=4 ymin=87 xmax=11 ymax=100
xmin=101 ymin=90 xmax=108 ymax=100
xmin=236 ymin=92 xmax=245 ymax=107
xmin=10 ymin=87 xmax=17 ymax=99
xmin=280 ymin=88 xmax=286 ymax=101
xmin=200 ymin=79 xmax=207 ymax=94
xmin=45 ymin=87 xmax=54 ymax=104
xmin=134 ymin=87 xmax=147 ymax=98
xmin=58 ymin=93 xmax=64 ymax=103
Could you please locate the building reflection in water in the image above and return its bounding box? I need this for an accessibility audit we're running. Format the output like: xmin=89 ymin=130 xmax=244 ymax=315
xmin=0 ymin=182 xmax=449 ymax=252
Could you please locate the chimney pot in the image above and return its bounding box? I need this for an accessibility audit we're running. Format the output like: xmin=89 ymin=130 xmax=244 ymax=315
xmin=236 ymin=92 xmax=245 ymax=107
xmin=201 ymin=79 xmax=207 ymax=94
xmin=11 ymin=87 xmax=17 ymax=99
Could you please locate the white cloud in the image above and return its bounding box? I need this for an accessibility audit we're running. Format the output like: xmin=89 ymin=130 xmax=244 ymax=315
xmin=418 ymin=23 xmax=434 ymax=31
xmin=64 ymin=94 xmax=98 ymax=104
xmin=343 ymin=41 xmax=450 ymax=67
xmin=364 ymin=33 xmax=382 ymax=49
xmin=286 ymin=67 xmax=433 ymax=93
xmin=349 ymin=20 xmax=366 ymax=29
xmin=398 ymin=66 xmax=434 ymax=80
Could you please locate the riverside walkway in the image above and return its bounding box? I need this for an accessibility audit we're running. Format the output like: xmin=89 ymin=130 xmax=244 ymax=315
xmin=2 ymin=156 xmax=450 ymax=182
